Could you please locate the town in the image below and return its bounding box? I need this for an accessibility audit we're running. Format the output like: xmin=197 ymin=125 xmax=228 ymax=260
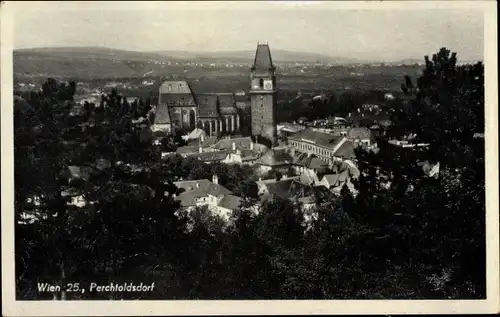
xmin=15 ymin=44 xmax=441 ymax=226
xmin=13 ymin=33 xmax=485 ymax=304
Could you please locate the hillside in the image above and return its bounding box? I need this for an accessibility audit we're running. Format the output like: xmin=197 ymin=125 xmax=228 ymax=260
xmin=13 ymin=46 xmax=425 ymax=80
xmin=152 ymin=49 xmax=363 ymax=64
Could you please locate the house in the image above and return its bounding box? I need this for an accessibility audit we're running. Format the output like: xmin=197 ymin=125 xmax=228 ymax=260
xmin=318 ymin=170 xmax=357 ymax=196
xmin=277 ymin=123 xmax=306 ymax=139
xmin=347 ymin=127 xmax=372 ymax=146
xmin=331 ymin=160 xmax=361 ymax=180
xmin=182 ymin=128 xmax=207 ymax=142
xmin=176 ymin=145 xmax=205 ymax=155
xmin=255 ymin=177 xmax=334 ymax=211
xmin=287 ymin=129 xmax=357 ymax=164
xmin=292 ymin=152 xmax=330 ymax=175
xmin=184 ymin=150 xmax=231 ymax=164
xmin=257 ymin=147 xmax=294 ymax=174
xmin=239 ymin=149 xmax=260 ymax=165
xmin=213 ymin=136 xmax=254 ymax=152
xmin=186 ymin=134 xmax=218 ymax=147
xmin=173 ymin=175 xmax=242 ymax=220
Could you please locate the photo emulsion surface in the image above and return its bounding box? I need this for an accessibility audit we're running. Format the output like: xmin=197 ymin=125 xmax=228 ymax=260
xmin=3 ymin=1 xmax=497 ymax=310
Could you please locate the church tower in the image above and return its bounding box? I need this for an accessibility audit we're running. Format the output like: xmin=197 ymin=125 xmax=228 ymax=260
xmin=249 ymin=43 xmax=277 ymax=146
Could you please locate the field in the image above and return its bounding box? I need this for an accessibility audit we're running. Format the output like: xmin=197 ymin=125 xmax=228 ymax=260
xmin=14 ymin=47 xmax=424 ymax=102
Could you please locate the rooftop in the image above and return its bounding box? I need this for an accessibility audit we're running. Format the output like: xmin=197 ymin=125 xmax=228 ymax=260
xmin=214 ymin=136 xmax=253 ymax=151
xmin=176 ymin=145 xmax=201 ymax=155
xmin=159 ymin=80 xmax=192 ymax=94
xmin=288 ymin=129 xmax=345 ymax=150
xmin=334 ymin=141 xmax=357 ymax=159
xmin=154 ymin=103 xmax=171 ymax=124
xmin=293 ymin=152 xmax=329 ymax=169
xmin=218 ymin=194 xmax=243 ymax=210
xmin=196 ymin=94 xmax=219 ymax=118
xmin=252 ymin=44 xmax=275 ymax=73
xmin=348 ymin=127 xmax=372 ymax=140
xmin=322 ymin=170 xmax=350 ymax=188
xmin=174 ymin=179 xmax=233 ymax=206
xmin=185 ymin=150 xmax=229 ymax=162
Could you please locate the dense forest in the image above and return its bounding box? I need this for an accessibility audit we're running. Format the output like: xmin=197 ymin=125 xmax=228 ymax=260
xmin=14 ymin=48 xmax=485 ymax=299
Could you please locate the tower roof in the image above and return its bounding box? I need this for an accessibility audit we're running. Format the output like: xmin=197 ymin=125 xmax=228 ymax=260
xmin=252 ymin=44 xmax=274 ymax=72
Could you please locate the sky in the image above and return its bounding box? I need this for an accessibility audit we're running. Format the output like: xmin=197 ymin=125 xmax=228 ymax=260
xmin=11 ymin=1 xmax=485 ymax=62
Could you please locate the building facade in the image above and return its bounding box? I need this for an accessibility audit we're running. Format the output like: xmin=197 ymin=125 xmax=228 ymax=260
xmin=287 ymin=129 xmax=357 ymax=165
xmin=156 ymin=81 xmax=240 ymax=136
xmin=249 ymin=44 xmax=278 ymax=146
xmin=154 ymin=43 xmax=278 ymax=142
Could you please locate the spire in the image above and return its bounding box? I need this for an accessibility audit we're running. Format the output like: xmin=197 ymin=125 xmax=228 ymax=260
xmin=252 ymin=43 xmax=274 ymax=72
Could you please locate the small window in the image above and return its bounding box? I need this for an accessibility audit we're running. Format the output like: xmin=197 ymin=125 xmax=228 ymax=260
xmin=259 ymin=78 xmax=264 ymax=89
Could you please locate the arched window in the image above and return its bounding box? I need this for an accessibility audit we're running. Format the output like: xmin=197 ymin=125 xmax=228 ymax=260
xmin=259 ymin=78 xmax=264 ymax=89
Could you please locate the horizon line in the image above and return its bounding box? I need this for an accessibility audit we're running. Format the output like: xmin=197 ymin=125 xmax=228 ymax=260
xmin=12 ymin=45 xmax=483 ymax=64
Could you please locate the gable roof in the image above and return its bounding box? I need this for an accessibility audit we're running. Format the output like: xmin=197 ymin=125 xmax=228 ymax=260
xmin=188 ymin=135 xmax=219 ymax=147
xmin=257 ymin=177 xmax=314 ymax=200
xmin=154 ymin=104 xmax=171 ymax=124
xmin=348 ymin=127 xmax=372 ymax=140
xmin=322 ymin=170 xmax=350 ymax=188
xmin=185 ymin=150 xmax=229 ymax=162
xmin=159 ymin=81 xmax=192 ymax=94
xmin=214 ymin=137 xmax=253 ymax=151
xmin=334 ymin=141 xmax=356 ymax=159
xmin=174 ymin=179 xmax=232 ymax=200
xmin=218 ymin=194 xmax=243 ymax=210
xmin=176 ymin=145 xmax=200 ymax=155
xmin=252 ymin=44 xmax=274 ymax=73
xmin=292 ymin=153 xmax=329 ymax=169
xmin=288 ymin=129 xmax=345 ymax=150
xmin=184 ymin=128 xmax=206 ymax=140
xmin=197 ymin=94 xmax=219 ymax=118
xmin=240 ymin=149 xmax=260 ymax=161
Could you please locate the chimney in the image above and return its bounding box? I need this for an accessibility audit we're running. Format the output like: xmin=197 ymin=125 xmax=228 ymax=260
xmin=232 ymin=142 xmax=236 ymax=151
xmin=196 ymin=182 xmax=200 ymax=188
xmin=201 ymin=134 xmax=205 ymax=142
xmin=258 ymin=177 xmax=262 ymax=181
xmin=199 ymin=146 xmax=203 ymax=153
xmin=212 ymin=174 xmax=219 ymax=185
xmin=250 ymin=142 xmax=254 ymax=150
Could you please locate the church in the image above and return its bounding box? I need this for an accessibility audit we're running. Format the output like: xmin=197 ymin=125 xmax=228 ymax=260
xmin=152 ymin=43 xmax=278 ymax=145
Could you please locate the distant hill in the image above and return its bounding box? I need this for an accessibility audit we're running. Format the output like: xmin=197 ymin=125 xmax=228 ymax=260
xmin=15 ymin=47 xmax=365 ymax=64
xmin=151 ymin=49 xmax=364 ymax=64
xmin=13 ymin=46 xmax=425 ymax=79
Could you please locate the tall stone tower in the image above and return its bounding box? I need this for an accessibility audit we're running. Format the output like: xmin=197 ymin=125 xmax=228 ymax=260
xmin=249 ymin=43 xmax=277 ymax=146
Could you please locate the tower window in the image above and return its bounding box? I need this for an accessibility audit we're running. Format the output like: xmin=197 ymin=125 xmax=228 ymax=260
xmin=259 ymin=78 xmax=264 ymax=89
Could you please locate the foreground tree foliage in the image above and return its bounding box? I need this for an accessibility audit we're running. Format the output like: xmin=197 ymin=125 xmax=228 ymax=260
xmin=15 ymin=47 xmax=485 ymax=300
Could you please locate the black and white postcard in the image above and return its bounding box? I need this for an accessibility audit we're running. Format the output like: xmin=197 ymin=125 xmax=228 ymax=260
xmin=1 ymin=1 xmax=499 ymax=315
